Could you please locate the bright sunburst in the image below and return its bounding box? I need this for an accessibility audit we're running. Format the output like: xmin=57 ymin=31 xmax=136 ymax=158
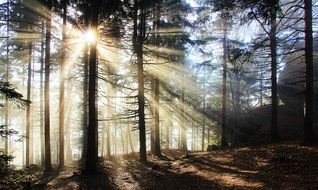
xmin=81 ymin=29 xmax=96 ymax=44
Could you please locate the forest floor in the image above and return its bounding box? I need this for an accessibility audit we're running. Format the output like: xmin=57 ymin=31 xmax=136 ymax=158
xmin=30 ymin=143 xmax=318 ymax=190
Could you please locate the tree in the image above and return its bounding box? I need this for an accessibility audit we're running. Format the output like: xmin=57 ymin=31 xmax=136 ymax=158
xmin=238 ymin=0 xmax=280 ymax=142
xmin=304 ymin=0 xmax=314 ymax=144
xmin=44 ymin=0 xmax=53 ymax=172
xmin=269 ymin=0 xmax=279 ymax=142
xmin=152 ymin=0 xmax=162 ymax=157
xmin=26 ymin=42 xmax=32 ymax=166
xmin=221 ymin=15 xmax=228 ymax=147
xmin=59 ymin=0 xmax=68 ymax=168
xmin=84 ymin=0 xmax=100 ymax=173
xmin=133 ymin=0 xmax=147 ymax=163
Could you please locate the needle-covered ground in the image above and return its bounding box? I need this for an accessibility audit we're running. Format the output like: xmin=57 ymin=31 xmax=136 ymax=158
xmin=22 ymin=144 xmax=318 ymax=189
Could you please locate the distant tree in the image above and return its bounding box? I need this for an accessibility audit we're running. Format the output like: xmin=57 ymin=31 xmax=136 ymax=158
xmin=59 ymin=0 xmax=68 ymax=168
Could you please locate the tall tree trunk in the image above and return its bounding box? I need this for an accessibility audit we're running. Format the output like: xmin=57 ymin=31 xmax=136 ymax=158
xmin=202 ymin=65 xmax=206 ymax=150
xmin=84 ymin=0 xmax=100 ymax=173
xmin=134 ymin=0 xmax=147 ymax=163
xmin=150 ymin=79 xmax=155 ymax=154
xmin=40 ymin=22 xmax=45 ymax=167
xmin=154 ymin=77 xmax=161 ymax=156
xmin=221 ymin=19 xmax=228 ymax=147
xmin=44 ymin=0 xmax=53 ymax=172
xmin=82 ymin=9 xmax=89 ymax=165
xmin=4 ymin=0 xmax=10 ymax=155
xmin=304 ymin=0 xmax=314 ymax=144
xmin=180 ymin=73 xmax=187 ymax=151
xmin=270 ymin=0 xmax=278 ymax=142
xmin=59 ymin=0 xmax=67 ymax=168
xmin=26 ymin=42 xmax=32 ymax=166
xmin=152 ymin=1 xmax=161 ymax=157
xmin=64 ymin=80 xmax=74 ymax=163
xmin=106 ymin=122 xmax=111 ymax=158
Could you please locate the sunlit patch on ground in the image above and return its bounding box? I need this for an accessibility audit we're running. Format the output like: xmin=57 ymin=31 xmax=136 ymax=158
xmin=24 ymin=144 xmax=318 ymax=190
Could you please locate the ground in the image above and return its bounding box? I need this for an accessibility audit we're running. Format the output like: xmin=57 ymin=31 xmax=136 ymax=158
xmin=11 ymin=144 xmax=318 ymax=189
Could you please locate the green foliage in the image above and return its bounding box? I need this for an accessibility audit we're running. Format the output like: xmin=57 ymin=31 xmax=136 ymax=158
xmin=0 ymin=162 xmax=40 ymax=190
xmin=0 ymin=151 xmax=14 ymax=176
xmin=0 ymin=81 xmax=31 ymax=109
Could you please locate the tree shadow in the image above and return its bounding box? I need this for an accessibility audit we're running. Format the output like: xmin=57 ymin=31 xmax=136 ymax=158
xmin=125 ymin=163 xmax=219 ymax=189
xmin=34 ymin=164 xmax=116 ymax=190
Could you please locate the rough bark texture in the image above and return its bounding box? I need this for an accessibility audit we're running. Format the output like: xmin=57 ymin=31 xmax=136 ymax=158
xmin=4 ymin=0 xmax=9 ymax=155
xmin=59 ymin=0 xmax=67 ymax=168
xmin=44 ymin=0 xmax=53 ymax=172
xmin=221 ymin=20 xmax=228 ymax=147
xmin=84 ymin=0 xmax=100 ymax=173
xmin=82 ymin=37 xmax=88 ymax=165
xmin=181 ymin=73 xmax=187 ymax=151
xmin=134 ymin=0 xmax=147 ymax=163
xmin=40 ymin=22 xmax=45 ymax=167
xmin=270 ymin=0 xmax=278 ymax=142
xmin=304 ymin=0 xmax=314 ymax=144
xmin=26 ymin=42 xmax=32 ymax=166
xmin=154 ymin=77 xmax=161 ymax=156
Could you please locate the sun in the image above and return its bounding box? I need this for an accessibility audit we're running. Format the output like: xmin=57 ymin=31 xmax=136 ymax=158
xmin=82 ymin=29 xmax=96 ymax=44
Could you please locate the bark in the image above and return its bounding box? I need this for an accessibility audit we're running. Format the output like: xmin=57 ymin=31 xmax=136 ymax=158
xmin=154 ymin=77 xmax=161 ymax=156
xmin=150 ymin=79 xmax=155 ymax=154
xmin=106 ymin=122 xmax=111 ymax=158
xmin=26 ymin=42 xmax=32 ymax=166
xmin=180 ymin=74 xmax=187 ymax=151
xmin=202 ymin=65 xmax=206 ymax=150
xmin=40 ymin=22 xmax=45 ymax=167
xmin=304 ymin=0 xmax=314 ymax=144
xmin=270 ymin=0 xmax=278 ymax=142
xmin=59 ymin=0 xmax=67 ymax=168
xmin=84 ymin=0 xmax=100 ymax=173
xmin=134 ymin=0 xmax=147 ymax=163
xmin=82 ymin=9 xmax=89 ymax=165
xmin=44 ymin=0 xmax=53 ymax=172
xmin=4 ymin=0 xmax=9 ymax=155
xmin=221 ymin=20 xmax=228 ymax=147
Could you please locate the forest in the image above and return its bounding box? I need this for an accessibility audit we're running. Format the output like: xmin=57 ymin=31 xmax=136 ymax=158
xmin=0 ymin=0 xmax=318 ymax=189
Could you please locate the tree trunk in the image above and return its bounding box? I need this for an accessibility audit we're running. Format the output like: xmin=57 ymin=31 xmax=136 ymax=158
xmin=154 ymin=77 xmax=161 ymax=156
xmin=40 ymin=22 xmax=45 ymax=167
xmin=4 ymin=0 xmax=10 ymax=155
xmin=304 ymin=0 xmax=314 ymax=144
xmin=106 ymin=122 xmax=111 ymax=158
xmin=59 ymin=0 xmax=67 ymax=168
xmin=134 ymin=0 xmax=147 ymax=163
xmin=44 ymin=0 xmax=53 ymax=172
xmin=270 ymin=0 xmax=278 ymax=142
xmin=150 ymin=78 xmax=155 ymax=154
xmin=82 ymin=8 xmax=89 ymax=165
xmin=221 ymin=19 xmax=228 ymax=147
xmin=84 ymin=0 xmax=100 ymax=173
xmin=26 ymin=42 xmax=32 ymax=166
xmin=150 ymin=77 xmax=156 ymax=155
xmin=202 ymin=64 xmax=206 ymax=150
xmin=180 ymin=73 xmax=187 ymax=151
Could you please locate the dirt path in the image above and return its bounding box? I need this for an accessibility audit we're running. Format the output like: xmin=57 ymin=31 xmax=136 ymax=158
xmin=34 ymin=144 xmax=318 ymax=190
